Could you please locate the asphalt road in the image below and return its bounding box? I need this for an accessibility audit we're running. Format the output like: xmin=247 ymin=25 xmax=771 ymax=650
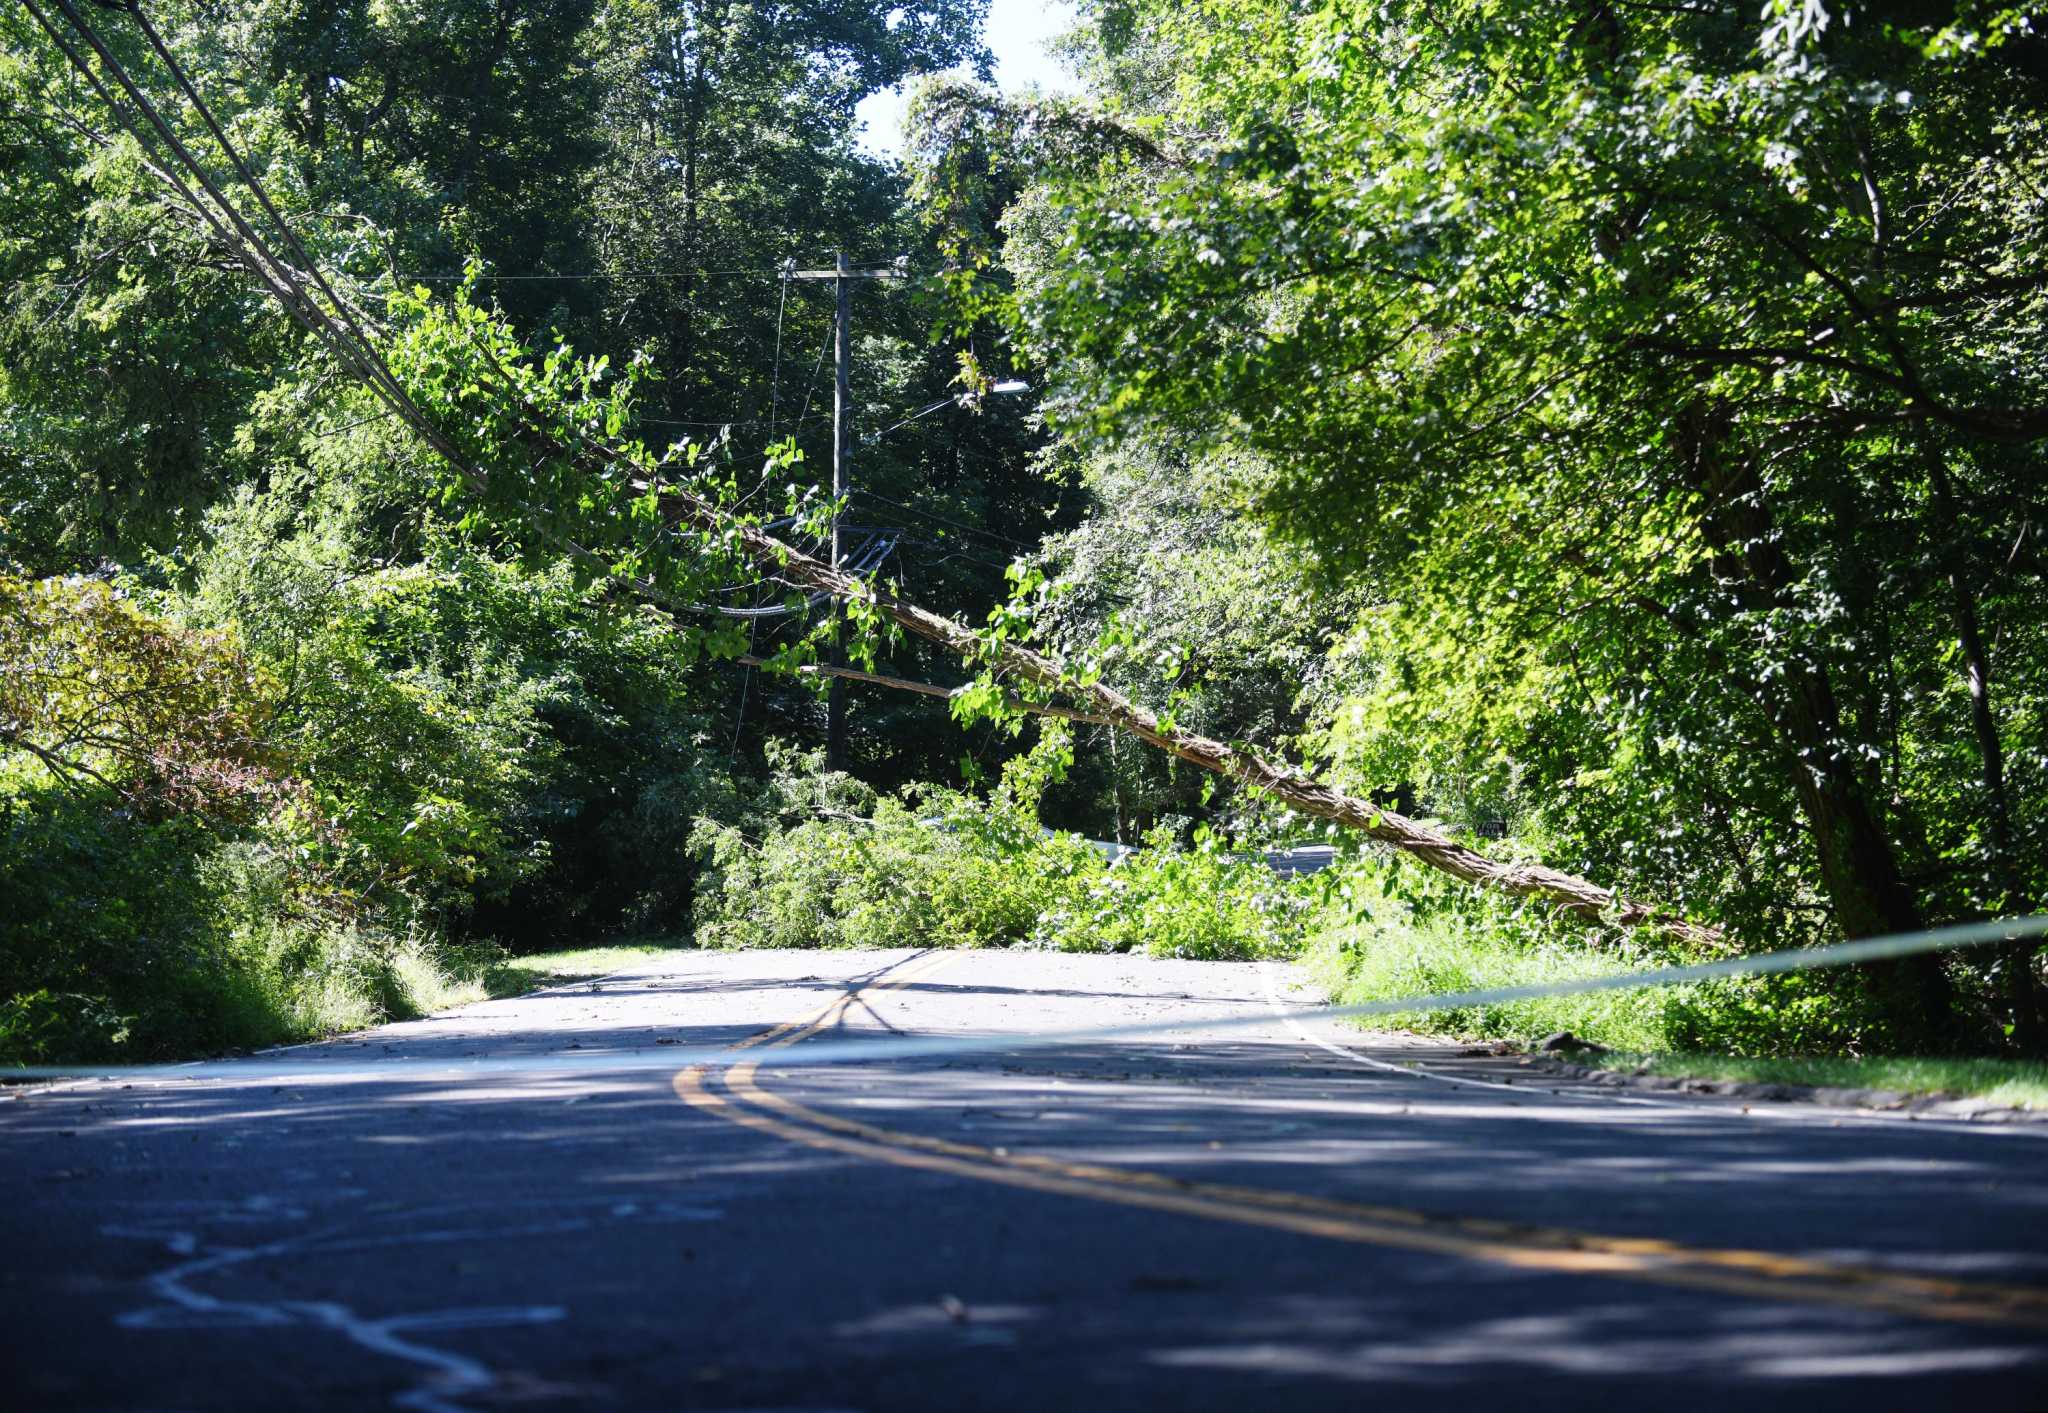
xmin=6 ymin=946 xmax=2047 ymax=1411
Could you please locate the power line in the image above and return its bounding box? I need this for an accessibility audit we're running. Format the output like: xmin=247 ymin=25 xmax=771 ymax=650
xmin=866 ymin=395 xmax=956 ymax=443
xmin=793 ymin=318 xmax=833 ymax=429
xmin=29 ymin=0 xmax=620 ymax=624
xmin=36 ymin=0 xmax=930 ymax=716
xmin=902 ymin=540 xmax=1018 ymax=574
xmin=130 ymin=5 xmax=398 ymax=402
xmin=850 ymin=487 xmax=1035 ymax=552
xmin=28 ymin=0 xmax=426 ymax=461
xmin=710 ymin=532 xmax=899 ymax=618
xmin=636 ymin=410 xmax=828 ymax=429
xmin=394 ymin=268 xmax=769 ymax=282
xmin=305 ymin=408 xmax=401 ymax=440
xmin=32 ymin=3 xmax=1023 ymax=662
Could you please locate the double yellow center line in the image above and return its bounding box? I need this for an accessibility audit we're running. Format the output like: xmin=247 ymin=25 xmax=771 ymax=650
xmin=675 ymin=953 xmax=2048 ymax=1331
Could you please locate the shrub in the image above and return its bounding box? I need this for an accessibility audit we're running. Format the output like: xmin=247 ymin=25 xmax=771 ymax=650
xmin=691 ymin=734 xmax=1313 ymax=959
xmin=1035 ymin=826 xmax=1311 ymax=960
xmin=692 ymin=788 xmax=1108 ymax=950
xmin=0 ymin=791 xmax=491 ymax=1065
xmin=3 ymin=489 xmax=732 ymax=1062
xmin=184 ymin=490 xmax=732 ymax=942
xmin=0 ymin=571 xmax=285 ymax=820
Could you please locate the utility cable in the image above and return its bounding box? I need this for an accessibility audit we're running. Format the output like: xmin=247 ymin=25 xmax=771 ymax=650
xmin=34 ymin=0 xmax=688 ymax=640
xmin=851 ymin=487 xmax=1034 ymax=552
xmin=33 ymin=0 xmax=832 ymax=650
xmin=34 ymin=7 xmax=1033 ymax=747
xmin=14 ymin=913 xmax=2048 ymax=1083
xmin=395 ymin=268 xmax=766 ymax=282
xmin=711 ymin=532 xmax=898 ymax=618
xmin=26 ymin=1 xmax=373 ymax=399
xmin=119 ymin=0 xmax=475 ymax=480
xmin=866 ymin=396 xmax=956 ymax=444
xmin=793 ymin=320 xmax=832 ymax=429
xmin=36 ymin=0 xmax=475 ymax=490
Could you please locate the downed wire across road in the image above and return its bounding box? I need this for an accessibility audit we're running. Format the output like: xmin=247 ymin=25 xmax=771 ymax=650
xmin=10 ymin=915 xmax=2044 ymax=1084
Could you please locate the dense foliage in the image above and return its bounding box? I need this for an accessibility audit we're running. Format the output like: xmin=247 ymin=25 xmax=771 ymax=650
xmin=0 ymin=0 xmax=1042 ymax=1060
xmin=4 ymin=0 xmax=2042 ymax=1062
xmin=693 ymin=732 xmax=1308 ymax=960
xmin=915 ymin=0 xmax=2048 ymax=1050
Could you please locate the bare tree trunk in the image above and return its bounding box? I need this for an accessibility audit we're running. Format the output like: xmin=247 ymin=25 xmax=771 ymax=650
xmin=1928 ymin=454 xmax=2044 ymax=1052
xmin=1681 ymin=408 xmax=1953 ymax=1044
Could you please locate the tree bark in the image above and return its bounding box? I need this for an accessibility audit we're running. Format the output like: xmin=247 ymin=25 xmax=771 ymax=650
xmin=1680 ymin=407 xmax=1953 ymax=1042
xmin=734 ymin=654 xmax=1115 ymax=728
xmin=1927 ymin=454 xmax=2044 ymax=1052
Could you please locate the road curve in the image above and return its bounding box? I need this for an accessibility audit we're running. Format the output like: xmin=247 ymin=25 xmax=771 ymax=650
xmin=5 ymin=946 xmax=2046 ymax=1411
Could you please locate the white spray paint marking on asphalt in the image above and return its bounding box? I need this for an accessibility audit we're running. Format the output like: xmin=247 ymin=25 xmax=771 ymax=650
xmin=107 ymin=1219 xmax=564 ymax=1410
xmin=102 ymin=1196 xmax=729 ymax=1412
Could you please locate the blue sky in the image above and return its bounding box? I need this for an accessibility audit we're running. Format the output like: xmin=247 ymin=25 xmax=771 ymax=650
xmin=855 ymin=0 xmax=1080 ymax=158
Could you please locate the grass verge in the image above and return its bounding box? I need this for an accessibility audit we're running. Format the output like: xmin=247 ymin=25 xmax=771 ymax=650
xmin=1576 ymin=1051 xmax=2048 ymax=1109
xmin=478 ymin=942 xmax=682 ymax=998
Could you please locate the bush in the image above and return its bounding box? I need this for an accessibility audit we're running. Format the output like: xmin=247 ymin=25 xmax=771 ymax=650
xmin=4 ymin=483 xmax=737 ymax=1062
xmin=184 ymin=490 xmax=732 ymax=943
xmin=691 ymin=734 xmax=1313 ymax=959
xmin=1035 ymin=826 xmax=1310 ymax=960
xmin=692 ymin=788 xmax=1107 ymax=950
xmin=0 ymin=791 xmax=489 ymax=1064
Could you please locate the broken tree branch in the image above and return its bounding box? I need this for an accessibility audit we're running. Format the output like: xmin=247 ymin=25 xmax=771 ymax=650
xmin=46 ymin=23 xmax=1727 ymax=953
xmin=733 ymin=655 xmax=1116 ymax=728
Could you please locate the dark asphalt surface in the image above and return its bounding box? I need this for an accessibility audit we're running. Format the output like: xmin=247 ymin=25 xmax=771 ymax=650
xmin=5 ymin=947 xmax=2047 ymax=1411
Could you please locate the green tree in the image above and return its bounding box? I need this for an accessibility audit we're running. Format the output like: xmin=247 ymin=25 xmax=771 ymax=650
xmin=928 ymin=0 xmax=2048 ymax=1046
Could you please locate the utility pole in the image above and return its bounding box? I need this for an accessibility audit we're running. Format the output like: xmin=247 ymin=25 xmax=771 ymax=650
xmin=787 ymin=252 xmax=907 ymax=771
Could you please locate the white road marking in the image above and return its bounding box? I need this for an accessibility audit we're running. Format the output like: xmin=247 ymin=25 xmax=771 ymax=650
xmin=1257 ymin=962 xmax=2048 ymax=1139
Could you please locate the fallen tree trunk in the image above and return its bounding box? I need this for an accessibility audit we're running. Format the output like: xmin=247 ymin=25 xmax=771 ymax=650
xmin=689 ymin=487 xmax=1729 ymax=952
xmin=733 ymin=655 xmax=1116 ymax=728
xmin=481 ymin=414 xmax=1728 ymax=953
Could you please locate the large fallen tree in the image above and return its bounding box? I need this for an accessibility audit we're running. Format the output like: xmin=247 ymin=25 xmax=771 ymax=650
xmin=28 ymin=0 xmax=1727 ymax=954
xmin=659 ymin=476 xmax=1730 ymax=951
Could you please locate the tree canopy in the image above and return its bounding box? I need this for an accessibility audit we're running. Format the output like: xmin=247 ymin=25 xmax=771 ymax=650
xmin=3 ymin=0 xmax=2043 ymax=1060
xmin=914 ymin=0 xmax=2048 ymax=1042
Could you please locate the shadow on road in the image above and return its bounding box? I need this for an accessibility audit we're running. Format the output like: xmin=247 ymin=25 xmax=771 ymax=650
xmin=6 ymin=993 xmax=2048 ymax=1410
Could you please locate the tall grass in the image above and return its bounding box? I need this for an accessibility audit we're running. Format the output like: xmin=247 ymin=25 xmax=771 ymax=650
xmin=1581 ymin=1051 xmax=2048 ymax=1107
xmin=1303 ymin=852 xmax=1885 ymax=1056
xmin=1 ymin=916 xmax=497 ymax=1064
xmin=0 ymin=803 xmax=500 ymax=1064
xmin=1307 ymin=910 xmax=1687 ymax=1053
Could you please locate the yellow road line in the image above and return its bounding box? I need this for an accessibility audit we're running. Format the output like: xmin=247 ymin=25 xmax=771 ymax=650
xmin=675 ymin=956 xmax=2048 ymax=1332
